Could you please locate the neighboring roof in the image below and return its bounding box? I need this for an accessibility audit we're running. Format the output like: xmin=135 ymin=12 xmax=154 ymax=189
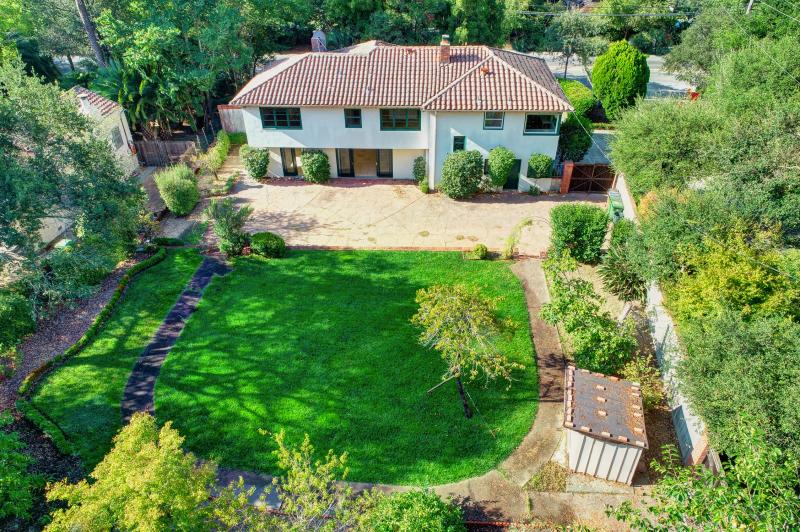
xmin=230 ymin=41 xmax=572 ymax=112
xmin=564 ymin=366 xmax=648 ymax=449
xmin=71 ymin=86 xmax=121 ymax=117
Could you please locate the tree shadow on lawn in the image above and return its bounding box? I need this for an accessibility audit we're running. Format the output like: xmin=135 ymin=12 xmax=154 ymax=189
xmin=154 ymin=250 xmax=539 ymax=486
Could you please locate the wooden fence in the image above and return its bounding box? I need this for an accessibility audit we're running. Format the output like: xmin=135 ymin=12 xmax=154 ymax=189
xmin=218 ymin=105 xmax=245 ymax=133
xmin=134 ymin=140 xmax=196 ymax=167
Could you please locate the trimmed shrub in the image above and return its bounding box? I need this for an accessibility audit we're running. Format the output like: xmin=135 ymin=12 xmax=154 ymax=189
xmin=558 ymin=79 xmax=595 ymax=117
xmin=487 ymin=147 xmax=516 ymax=188
xmin=558 ymin=113 xmax=593 ymax=162
xmin=439 ymin=150 xmax=483 ymax=199
xmin=0 ymin=291 xmax=35 ymax=351
xmin=250 ymin=232 xmax=286 ymax=258
xmin=204 ymin=198 xmax=253 ymax=257
xmin=154 ymin=164 xmax=199 ymax=216
xmin=413 ymin=156 xmax=427 ymax=184
xmin=550 ymin=204 xmax=608 ymax=263
xmin=356 ymin=490 xmax=465 ymax=532
xmin=0 ymin=412 xmax=42 ymax=520
xmin=591 ymin=40 xmax=650 ymax=119
xmin=300 ymin=150 xmax=330 ymax=184
xmin=153 ymin=237 xmax=184 ymax=247
xmin=466 ymin=243 xmax=489 ymax=260
xmin=240 ymin=145 xmax=270 ymax=179
xmin=419 ymin=180 xmax=429 ymax=194
xmin=527 ymin=154 xmax=554 ymax=179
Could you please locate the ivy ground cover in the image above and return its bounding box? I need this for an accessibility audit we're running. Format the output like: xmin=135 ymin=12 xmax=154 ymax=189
xmin=156 ymin=250 xmax=537 ymax=485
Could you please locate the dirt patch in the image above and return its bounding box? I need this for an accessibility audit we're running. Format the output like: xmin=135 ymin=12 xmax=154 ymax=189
xmin=526 ymin=461 xmax=568 ymax=492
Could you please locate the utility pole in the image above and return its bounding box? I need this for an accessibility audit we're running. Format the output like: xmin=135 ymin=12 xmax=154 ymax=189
xmin=75 ymin=0 xmax=107 ymax=68
xmin=746 ymin=0 xmax=756 ymax=14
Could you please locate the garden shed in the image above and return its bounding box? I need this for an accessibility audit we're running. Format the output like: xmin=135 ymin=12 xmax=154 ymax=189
xmin=564 ymin=366 xmax=647 ymax=485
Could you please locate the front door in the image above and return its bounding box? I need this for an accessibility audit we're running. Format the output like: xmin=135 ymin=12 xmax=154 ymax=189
xmin=504 ymin=159 xmax=521 ymax=190
xmin=336 ymin=148 xmax=355 ymax=177
xmin=281 ymin=148 xmax=299 ymax=176
xmin=377 ymin=149 xmax=393 ymax=177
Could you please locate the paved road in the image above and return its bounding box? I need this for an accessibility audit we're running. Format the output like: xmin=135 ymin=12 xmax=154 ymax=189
xmin=532 ymin=52 xmax=692 ymax=96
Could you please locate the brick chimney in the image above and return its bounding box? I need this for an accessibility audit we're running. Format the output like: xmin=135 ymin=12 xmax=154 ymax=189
xmin=439 ymin=34 xmax=450 ymax=64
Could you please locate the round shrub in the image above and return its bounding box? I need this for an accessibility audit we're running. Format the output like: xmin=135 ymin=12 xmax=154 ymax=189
xmin=153 ymin=164 xmax=199 ymax=216
xmin=591 ymin=40 xmax=649 ymax=120
xmin=300 ymin=150 xmax=330 ymax=184
xmin=467 ymin=243 xmax=489 ymax=260
xmin=527 ymin=153 xmax=553 ymax=179
xmin=550 ymin=204 xmax=608 ymax=263
xmin=250 ymin=231 xmax=286 ymax=258
xmin=413 ymin=156 xmax=426 ymax=184
xmin=357 ymin=490 xmax=465 ymax=532
xmin=558 ymin=113 xmax=593 ymax=162
xmin=598 ymin=243 xmax=647 ymax=302
xmin=439 ymin=150 xmax=483 ymax=199
xmin=0 ymin=290 xmax=35 ymax=351
xmin=487 ymin=146 xmax=516 ymax=187
xmin=610 ymin=218 xmax=636 ymax=248
xmin=419 ymin=180 xmax=429 ymax=194
xmin=240 ymin=145 xmax=270 ymax=179
xmin=558 ymin=79 xmax=595 ymax=117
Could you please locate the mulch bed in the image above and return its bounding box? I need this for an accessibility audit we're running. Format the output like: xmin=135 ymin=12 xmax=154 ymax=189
xmin=0 ymin=254 xmax=147 ymax=411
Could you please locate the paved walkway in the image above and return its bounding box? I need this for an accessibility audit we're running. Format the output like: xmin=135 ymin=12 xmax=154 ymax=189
xmin=121 ymin=255 xmax=231 ymax=421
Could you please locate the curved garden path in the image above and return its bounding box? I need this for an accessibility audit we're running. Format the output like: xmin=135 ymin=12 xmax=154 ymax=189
xmin=118 ymin=256 xmax=566 ymax=521
xmin=121 ymin=254 xmax=231 ymax=421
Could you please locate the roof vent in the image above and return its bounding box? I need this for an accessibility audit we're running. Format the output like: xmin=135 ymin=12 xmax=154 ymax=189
xmin=439 ymin=34 xmax=450 ymax=64
xmin=480 ymin=65 xmax=490 ymax=76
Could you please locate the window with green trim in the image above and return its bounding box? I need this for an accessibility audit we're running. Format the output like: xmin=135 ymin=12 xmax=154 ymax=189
xmin=380 ymin=109 xmax=421 ymax=130
xmin=524 ymin=114 xmax=558 ymax=134
xmin=483 ymin=111 xmax=504 ymax=130
xmin=453 ymin=136 xmax=465 ymax=151
xmin=260 ymin=107 xmax=302 ymax=129
xmin=344 ymin=109 xmax=362 ymax=128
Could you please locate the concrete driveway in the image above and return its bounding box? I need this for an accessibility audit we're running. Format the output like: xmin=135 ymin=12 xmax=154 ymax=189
xmin=231 ymin=177 xmax=605 ymax=256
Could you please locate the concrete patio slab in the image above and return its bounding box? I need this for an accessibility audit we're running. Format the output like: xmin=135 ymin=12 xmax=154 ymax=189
xmin=229 ymin=177 xmax=605 ymax=256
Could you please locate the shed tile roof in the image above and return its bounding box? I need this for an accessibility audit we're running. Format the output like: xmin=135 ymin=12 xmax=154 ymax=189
xmin=564 ymin=366 xmax=648 ymax=449
xmin=71 ymin=86 xmax=121 ymax=117
xmin=230 ymin=41 xmax=572 ymax=113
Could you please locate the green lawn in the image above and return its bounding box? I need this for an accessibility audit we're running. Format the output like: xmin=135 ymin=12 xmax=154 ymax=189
xmin=30 ymin=249 xmax=203 ymax=466
xmin=156 ymin=251 xmax=537 ymax=485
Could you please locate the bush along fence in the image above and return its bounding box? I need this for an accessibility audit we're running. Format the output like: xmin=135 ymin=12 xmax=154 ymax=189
xmin=17 ymin=248 xmax=168 ymax=398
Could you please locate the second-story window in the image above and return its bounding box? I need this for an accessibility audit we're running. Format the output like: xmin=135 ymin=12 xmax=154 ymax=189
xmin=344 ymin=109 xmax=362 ymax=128
xmin=260 ymin=107 xmax=302 ymax=129
xmin=483 ymin=111 xmax=504 ymax=130
xmin=380 ymin=109 xmax=421 ymax=130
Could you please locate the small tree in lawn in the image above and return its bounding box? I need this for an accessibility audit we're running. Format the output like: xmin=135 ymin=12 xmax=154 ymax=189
xmin=411 ymin=284 xmax=523 ymax=418
xmin=204 ymin=197 xmax=253 ymax=257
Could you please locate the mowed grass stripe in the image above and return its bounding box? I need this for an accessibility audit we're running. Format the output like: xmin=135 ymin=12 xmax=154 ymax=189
xmin=155 ymin=250 xmax=537 ymax=485
xmin=31 ymin=249 xmax=203 ymax=466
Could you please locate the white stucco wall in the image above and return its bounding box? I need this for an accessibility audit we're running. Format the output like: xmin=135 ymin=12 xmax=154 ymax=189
xmin=242 ymin=107 xmax=429 ymax=150
xmin=430 ymin=111 xmax=561 ymax=191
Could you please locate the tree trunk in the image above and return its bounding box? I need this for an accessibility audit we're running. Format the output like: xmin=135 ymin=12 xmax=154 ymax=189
xmin=75 ymin=0 xmax=107 ymax=68
xmin=455 ymin=378 xmax=473 ymax=419
xmin=66 ymin=54 xmax=75 ymax=71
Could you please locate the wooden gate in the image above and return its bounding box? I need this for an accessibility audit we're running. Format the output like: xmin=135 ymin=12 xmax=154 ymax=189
xmin=134 ymin=140 xmax=196 ymax=167
xmin=568 ymin=163 xmax=615 ymax=192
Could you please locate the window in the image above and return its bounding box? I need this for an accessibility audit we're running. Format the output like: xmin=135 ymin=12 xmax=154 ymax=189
xmin=110 ymin=126 xmax=124 ymax=150
xmin=524 ymin=114 xmax=558 ymax=134
xmin=453 ymin=136 xmax=465 ymax=151
xmin=260 ymin=107 xmax=302 ymax=129
xmin=483 ymin=111 xmax=504 ymax=130
xmin=344 ymin=109 xmax=362 ymax=128
xmin=380 ymin=109 xmax=421 ymax=130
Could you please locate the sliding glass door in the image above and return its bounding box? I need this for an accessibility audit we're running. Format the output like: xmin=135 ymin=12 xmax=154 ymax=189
xmin=377 ymin=149 xmax=393 ymax=177
xmin=280 ymin=148 xmax=299 ymax=176
xmin=336 ymin=148 xmax=354 ymax=177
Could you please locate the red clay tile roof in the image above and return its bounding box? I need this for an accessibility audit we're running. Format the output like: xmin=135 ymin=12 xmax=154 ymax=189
xmin=230 ymin=41 xmax=572 ymax=112
xmin=71 ymin=86 xmax=121 ymax=117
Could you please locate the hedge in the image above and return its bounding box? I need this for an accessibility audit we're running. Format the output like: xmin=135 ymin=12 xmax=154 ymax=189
xmin=558 ymin=113 xmax=593 ymax=162
xmin=15 ymin=399 xmax=73 ymax=455
xmin=558 ymin=79 xmax=596 ymax=117
xmin=413 ymin=156 xmax=426 ymax=184
xmin=0 ymin=290 xmax=35 ymax=353
xmin=17 ymin=248 xmax=168 ymax=396
xmin=550 ymin=204 xmax=608 ymax=263
xmin=300 ymin=150 xmax=331 ymax=183
xmin=250 ymin=232 xmax=286 ymax=258
xmin=228 ymin=132 xmax=247 ymax=145
xmin=154 ymin=164 xmax=199 ymax=216
xmin=240 ymin=145 xmax=270 ymax=179
xmin=527 ymin=154 xmax=553 ymax=179
xmin=487 ymin=147 xmax=516 ymax=188
xmin=439 ymin=150 xmax=483 ymax=199
xmin=591 ymin=40 xmax=650 ymax=120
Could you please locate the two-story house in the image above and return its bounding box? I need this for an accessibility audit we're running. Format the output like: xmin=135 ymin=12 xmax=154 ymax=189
xmin=228 ymin=37 xmax=572 ymax=192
